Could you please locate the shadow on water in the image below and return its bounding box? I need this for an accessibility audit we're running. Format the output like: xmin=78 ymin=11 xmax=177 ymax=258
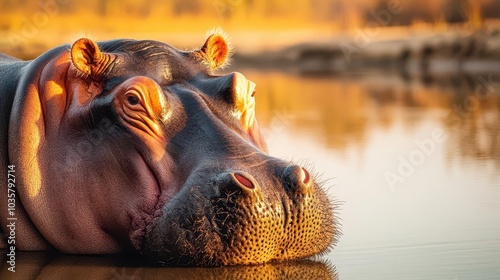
xmin=0 ymin=251 xmax=338 ymax=280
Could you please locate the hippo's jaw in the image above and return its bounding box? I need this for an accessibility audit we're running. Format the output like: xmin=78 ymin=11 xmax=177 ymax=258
xmin=142 ymin=166 xmax=338 ymax=266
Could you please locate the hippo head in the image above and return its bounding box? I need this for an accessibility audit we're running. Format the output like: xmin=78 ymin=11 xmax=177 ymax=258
xmin=10 ymin=31 xmax=339 ymax=266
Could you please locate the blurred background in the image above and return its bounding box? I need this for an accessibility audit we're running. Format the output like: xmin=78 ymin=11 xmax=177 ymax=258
xmin=1 ymin=1 xmax=500 ymax=279
xmin=1 ymin=0 xmax=500 ymax=58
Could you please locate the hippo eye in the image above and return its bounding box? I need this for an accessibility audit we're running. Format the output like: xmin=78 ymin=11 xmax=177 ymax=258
xmin=127 ymin=95 xmax=140 ymax=105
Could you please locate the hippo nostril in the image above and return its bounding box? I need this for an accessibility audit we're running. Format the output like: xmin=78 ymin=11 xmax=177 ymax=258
xmin=234 ymin=173 xmax=254 ymax=189
xmin=301 ymin=167 xmax=310 ymax=184
xmin=283 ymin=165 xmax=311 ymax=194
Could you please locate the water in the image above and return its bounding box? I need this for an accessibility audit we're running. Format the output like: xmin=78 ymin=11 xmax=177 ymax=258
xmin=247 ymin=70 xmax=500 ymax=279
xmin=2 ymin=70 xmax=500 ymax=279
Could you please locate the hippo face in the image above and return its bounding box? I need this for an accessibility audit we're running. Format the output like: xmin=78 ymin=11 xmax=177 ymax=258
xmin=8 ymin=32 xmax=338 ymax=266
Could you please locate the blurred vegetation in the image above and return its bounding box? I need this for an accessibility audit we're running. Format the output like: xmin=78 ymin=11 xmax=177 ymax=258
xmin=248 ymin=70 xmax=500 ymax=162
xmin=1 ymin=0 xmax=500 ymax=32
xmin=1 ymin=0 xmax=500 ymax=59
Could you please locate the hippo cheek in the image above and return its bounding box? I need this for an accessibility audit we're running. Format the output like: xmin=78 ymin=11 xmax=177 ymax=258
xmin=141 ymin=170 xmax=336 ymax=266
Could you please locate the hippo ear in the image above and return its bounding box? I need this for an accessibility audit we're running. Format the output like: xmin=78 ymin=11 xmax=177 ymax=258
xmin=197 ymin=33 xmax=231 ymax=70
xmin=71 ymin=38 xmax=112 ymax=78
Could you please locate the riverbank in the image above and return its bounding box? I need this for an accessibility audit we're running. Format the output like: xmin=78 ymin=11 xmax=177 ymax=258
xmin=231 ymin=24 xmax=500 ymax=75
xmin=1 ymin=22 xmax=500 ymax=75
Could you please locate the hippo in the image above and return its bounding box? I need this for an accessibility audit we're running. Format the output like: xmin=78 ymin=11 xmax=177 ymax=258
xmin=0 ymin=31 xmax=338 ymax=266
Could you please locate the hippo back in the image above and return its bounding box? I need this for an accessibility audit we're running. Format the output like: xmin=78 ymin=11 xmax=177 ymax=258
xmin=0 ymin=53 xmax=25 ymax=168
xmin=0 ymin=53 xmax=25 ymax=153
xmin=0 ymin=53 xmax=28 ymax=249
xmin=0 ymin=52 xmax=21 ymax=62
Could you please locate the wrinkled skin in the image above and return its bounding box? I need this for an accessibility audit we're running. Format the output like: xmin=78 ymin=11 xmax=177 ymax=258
xmin=0 ymin=32 xmax=339 ymax=266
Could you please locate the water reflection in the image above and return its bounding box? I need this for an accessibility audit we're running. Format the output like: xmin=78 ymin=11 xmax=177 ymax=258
xmin=244 ymin=70 xmax=500 ymax=166
xmin=2 ymin=70 xmax=499 ymax=279
xmin=234 ymin=69 xmax=500 ymax=279
xmin=0 ymin=251 xmax=337 ymax=280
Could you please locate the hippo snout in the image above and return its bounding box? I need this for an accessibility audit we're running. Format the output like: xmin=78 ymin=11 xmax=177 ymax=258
xmin=142 ymin=163 xmax=336 ymax=266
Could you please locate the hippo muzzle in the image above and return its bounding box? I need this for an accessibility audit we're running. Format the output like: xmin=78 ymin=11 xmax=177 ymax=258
xmin=144 ymin=162 xmax=334 ymax=266
xmin=0 ymin=31 xmax=339 ymax=266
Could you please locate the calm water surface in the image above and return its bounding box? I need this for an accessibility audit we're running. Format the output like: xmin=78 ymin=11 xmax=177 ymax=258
xmin=248 ymin=70 xmax=500 ymax=279
xmin=2 ymin=70 xmax=500 ymax=279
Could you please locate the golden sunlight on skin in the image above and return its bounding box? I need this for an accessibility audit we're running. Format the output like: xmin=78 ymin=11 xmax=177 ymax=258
xmin=22 ymin=54 xmax=73 ymax=198
xmin=114 ymin=77 xmax=168 ymax=162
xmin=44 ymin=81 xmax=64 ymax=102
xmin=42 ymin=81 xmax=65 ymax=133
xmin=40 ymin=54 xmax=72 ymax=132
xmin=18 ymin=84 xmax=44 ymax=199
xmin=25 ymin=147 xmax=42 ymax=199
